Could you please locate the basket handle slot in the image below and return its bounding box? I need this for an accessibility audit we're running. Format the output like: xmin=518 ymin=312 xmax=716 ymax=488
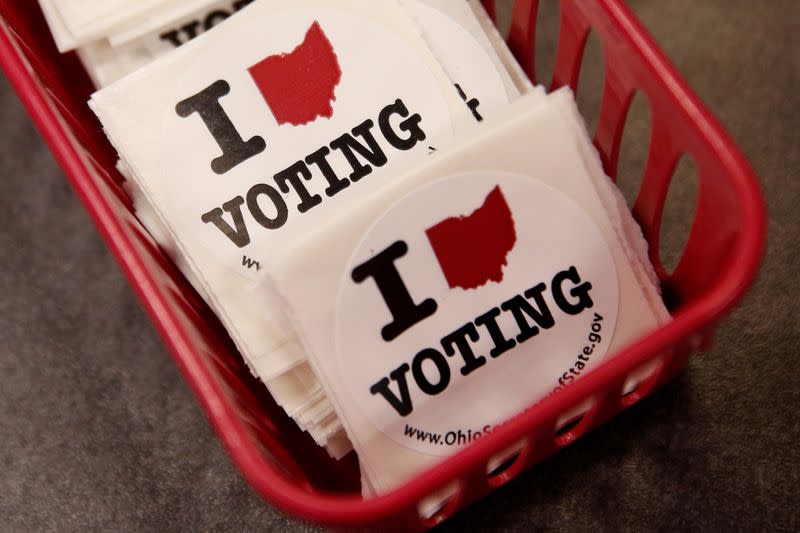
xmin=417 ymin=481 xmax=462 ymax=528
xmin=486 ymin=438 xmax=530 ymax=488
xmin=611 ymin=91 xmax=652 ymax=207
xmin=574 ymin=29 xmax=605 ymax=136
xmin=657 ymin=155 xmax=700 ymax=275
xmin=620 ymin=356 xmax=665 ymax=408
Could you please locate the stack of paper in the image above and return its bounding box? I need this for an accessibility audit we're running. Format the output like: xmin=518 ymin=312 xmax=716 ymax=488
xmin=88 ymin=0 xmax=536 ymax=457
xmin=40 ymin=0 xmax=256 ymax=87
xmin=266 ymin=87 xmax=670 ymax=495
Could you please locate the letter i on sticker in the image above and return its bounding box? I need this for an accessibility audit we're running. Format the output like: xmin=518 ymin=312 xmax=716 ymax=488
xmin=175 ymin=21 xmax=343 ymax=175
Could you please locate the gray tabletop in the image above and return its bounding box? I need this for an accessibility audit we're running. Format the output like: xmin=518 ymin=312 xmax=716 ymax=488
xmin=1 ymin=1 xmax=798 ymax=531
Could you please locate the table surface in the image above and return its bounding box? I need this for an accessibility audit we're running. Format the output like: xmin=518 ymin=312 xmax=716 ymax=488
xmin=1 ymin=1 xmax=798 ymax=531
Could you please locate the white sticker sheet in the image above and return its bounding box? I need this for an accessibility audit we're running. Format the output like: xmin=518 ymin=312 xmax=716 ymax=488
xmin=90 ymin=0 xmax=524 ymax=452
xmin=266 ymin=89 xmax=668 ymax=493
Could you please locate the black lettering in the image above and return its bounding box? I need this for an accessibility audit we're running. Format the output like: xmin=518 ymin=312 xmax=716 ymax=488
xmin=351 ymin=241 xmax=437 ymax=342
xmin=455 ymin=83 xmax=483 ymax=122
xmin=500 ymin=283 xmax=555 ymax=343
xmin=246 ymin=183 xmax=288 ymax=230
xmin=233 ymin=0 xmax=254 ymax=10
xmin=201 ymin=196 xmax=250 ymax=248
xmin=160 ymin=29 xmax=183 ymax=47
xmin=370 ymin=363 xmax=413 ymax=417
xmin=552 ymin=266 xmax=594 ymax=315
xmin=242 ymin=255 xmax=260 ymax=271
xmin=441 ymin=323 xmax=486 ymax=376
xmin=175 ymin=80 xmax=266 ymax=174
xmin=474 ymin=307 xmax=517 ymax=358
xmin=204 ymin=10 xmax=230 ymax=30
xmin=305 ymin=146 xmax=350 ymax=197
xmin=411 ymin=348 xmax=450 ymax=395
xmin=329 ymin=119 xmax=388 ymax=181
xmin=273 ymin=160 xmax=322 ymax=213
xmin=379 ymin=99 xmax=426 ymax=151
xmin=180 ymin=20 xmax=201 ymax=40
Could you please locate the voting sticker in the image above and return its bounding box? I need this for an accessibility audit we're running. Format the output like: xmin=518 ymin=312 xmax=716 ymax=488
xmin=158 ymin=7 xmax=460 ymax=280
xmin=335 ymin=172 xmax=621 ymax=456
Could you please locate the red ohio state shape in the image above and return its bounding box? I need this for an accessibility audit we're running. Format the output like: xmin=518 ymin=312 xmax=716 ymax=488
xmin=426 ymin=185 xmax=517 ymax=290
xmin=248 ymin=21 xmax=342 ymax=126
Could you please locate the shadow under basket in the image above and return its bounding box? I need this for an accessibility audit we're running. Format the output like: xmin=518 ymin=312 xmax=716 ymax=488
xmin=0 ymin=0 xmax=766 ymax=530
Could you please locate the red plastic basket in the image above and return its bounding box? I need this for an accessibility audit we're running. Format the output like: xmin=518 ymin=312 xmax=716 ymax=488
xmin=0 ymin=0 xmax=766 ymax=530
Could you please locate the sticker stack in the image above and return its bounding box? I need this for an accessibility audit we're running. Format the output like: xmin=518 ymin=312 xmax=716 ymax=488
xmin=85 ymin=0 xmax=535 ymax=458
xmin=40 ymin=0 xmax=266 ymax=87
xmin=47 ymin=0 xmax=673 ymax=504
xmin=266 ymin=87 xmax=671 ymax=497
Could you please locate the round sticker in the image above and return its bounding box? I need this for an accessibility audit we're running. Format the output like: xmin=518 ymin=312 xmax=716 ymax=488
xmin=336 ymin=172 xmax=620 ymax=456
xmin=158 ymin=6 xmax=508 ymax=281
xmin=403 ymin=0 xmax=511 ymax=114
